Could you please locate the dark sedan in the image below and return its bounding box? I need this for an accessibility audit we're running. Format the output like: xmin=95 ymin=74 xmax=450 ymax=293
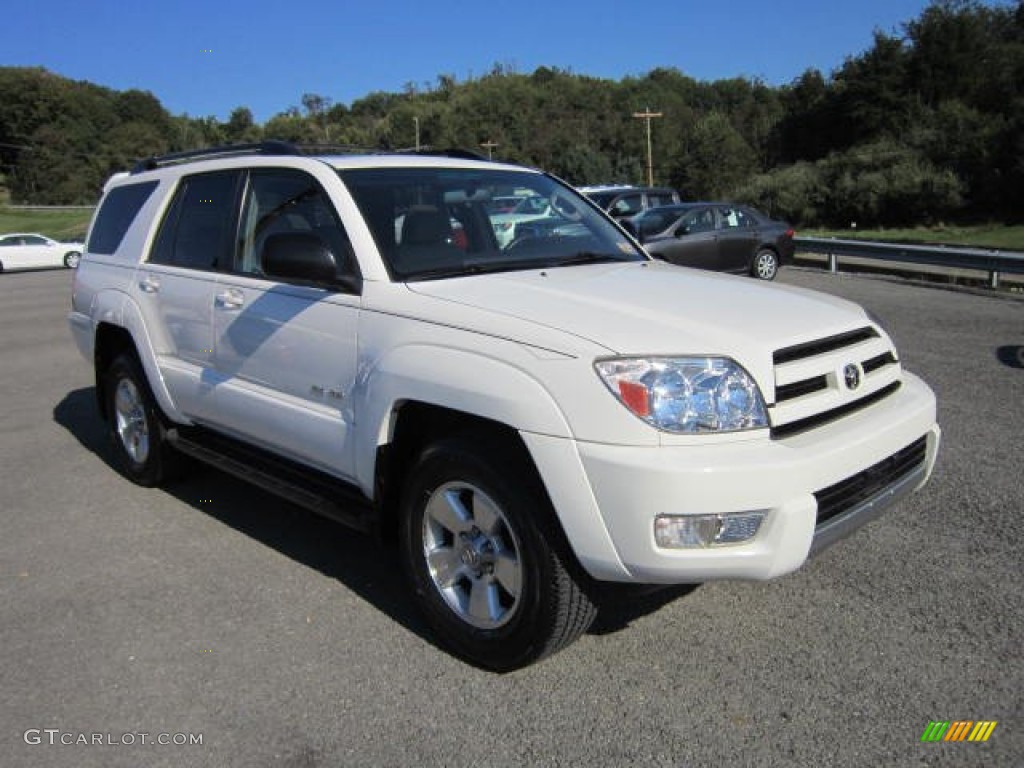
xmin=623 ymin=203 xmax=795 ymax=280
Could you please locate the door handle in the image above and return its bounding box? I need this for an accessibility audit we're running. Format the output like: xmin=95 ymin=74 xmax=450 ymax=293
xmin=215 ymin=288 xmax=245 ymax=310
xmin=139 ymin=275 xmax=160 ymax=293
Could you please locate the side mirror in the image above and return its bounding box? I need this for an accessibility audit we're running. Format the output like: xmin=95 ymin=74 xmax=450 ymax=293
xmin=261 ymin=232 xmax=361 ymax=292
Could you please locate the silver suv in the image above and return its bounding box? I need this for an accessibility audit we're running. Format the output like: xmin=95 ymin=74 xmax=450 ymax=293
xmin=70 ymin=143 xmax=940 ymax=670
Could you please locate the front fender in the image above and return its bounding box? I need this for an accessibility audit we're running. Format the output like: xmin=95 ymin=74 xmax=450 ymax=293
xmin=353 ymin=343 xmax=574 ymax=492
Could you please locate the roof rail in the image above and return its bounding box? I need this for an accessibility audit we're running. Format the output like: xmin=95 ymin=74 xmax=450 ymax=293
xmin=413 ymin=147 xmax=490 ymax=161
xmin=131 ymin=141 xmax=300 ymax=174
xmin=130 ymin=141 xmax=497 ymax=174
xmin=295 ymin=144 xmax=491 ymax=161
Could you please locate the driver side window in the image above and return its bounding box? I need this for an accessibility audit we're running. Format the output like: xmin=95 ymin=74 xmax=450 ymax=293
xmin=681 ymin=208 xmax=715 ymax=234
xmin=237 ymin=170 xmax=355 ymax=279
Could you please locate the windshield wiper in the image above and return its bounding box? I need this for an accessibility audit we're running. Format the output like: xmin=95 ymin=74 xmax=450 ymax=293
xmin=403 ymin=259 xmax=538 ymax=282
xmin=543 ymin=252 xmax=632 ymax=268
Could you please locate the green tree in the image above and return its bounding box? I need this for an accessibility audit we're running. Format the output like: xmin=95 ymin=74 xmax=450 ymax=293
xmin=669 ymin=111 xmax=757 ymax=198
xmin=224 ymin=107 xmax=262 ymax=143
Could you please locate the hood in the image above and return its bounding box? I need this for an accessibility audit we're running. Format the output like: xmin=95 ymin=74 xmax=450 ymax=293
xmin=407 ymin=261 xmax=875 ymax=386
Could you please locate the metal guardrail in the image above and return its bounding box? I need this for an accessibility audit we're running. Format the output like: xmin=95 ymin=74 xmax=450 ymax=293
xmin=795 ymin=236 xmax=1024 ymax=289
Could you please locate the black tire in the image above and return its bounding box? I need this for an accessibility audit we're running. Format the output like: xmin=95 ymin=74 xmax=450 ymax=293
xmin=64 ymin=251 xmax=81 ymax=269
xmin=751 ymin=248 xmax=779 ymax=280
xmin=104 ymin=354 xmax=180 ymax=486
xmin=400 ymin=436 xmax=596 ymax=671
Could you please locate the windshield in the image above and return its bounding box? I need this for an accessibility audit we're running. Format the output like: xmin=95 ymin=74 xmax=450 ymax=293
xmin=338 ymin=167 xmax=645 ymax=281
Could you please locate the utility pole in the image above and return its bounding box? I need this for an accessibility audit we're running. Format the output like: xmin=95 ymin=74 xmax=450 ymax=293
xmin=480 ymin=140 xmax=499 ymax=160
xmin=413 ymin=116 xmax=420 ymax=151
xmin=632 ymin=107 xmax=663 ymax=186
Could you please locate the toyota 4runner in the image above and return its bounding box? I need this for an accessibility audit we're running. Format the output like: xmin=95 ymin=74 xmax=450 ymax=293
xmin=69 ymin=142 xmax=940 ymax=670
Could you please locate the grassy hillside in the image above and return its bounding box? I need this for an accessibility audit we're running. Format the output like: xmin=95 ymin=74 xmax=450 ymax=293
xmin=0 ymin=208 xmax=94 ymax=242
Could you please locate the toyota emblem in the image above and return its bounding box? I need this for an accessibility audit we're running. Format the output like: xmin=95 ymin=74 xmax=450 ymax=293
xmin=843 ymin=363 xmax=861 ymax=390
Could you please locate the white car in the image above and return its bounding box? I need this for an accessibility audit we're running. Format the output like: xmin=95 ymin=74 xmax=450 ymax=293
xmin=0 ymin=233 xmax=82 ymax=272
xmin=69 ymin=144 xmax=940 ymax=670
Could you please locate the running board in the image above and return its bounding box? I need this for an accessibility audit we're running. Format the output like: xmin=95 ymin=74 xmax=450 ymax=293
xmin=166 ymin=427 xmax=374 ymax=533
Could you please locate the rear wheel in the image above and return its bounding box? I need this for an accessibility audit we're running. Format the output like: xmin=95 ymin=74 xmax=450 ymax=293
xmin=105 ymin=354 xmax=180 ymax=486
xmin=752 ymin=248 xmax=779 ymax=280
xmin=400 ymin=436 xmax=596 ymax=671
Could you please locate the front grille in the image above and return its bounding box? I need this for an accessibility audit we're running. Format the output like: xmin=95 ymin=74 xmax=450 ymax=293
xmin=863 ymin=351 xmax=897 ymax=374
xmin=772 ymin=382 xmax=901 ymax=439
xmin=776 ymin=374 xmax=828 ymax=402
xmin=814 ymin=436 xmax=927 ymax=526
xmin=773 ymin=328 xmax=879 ymax=365
xmin=769 ymin=325 xmax=901 ymax=436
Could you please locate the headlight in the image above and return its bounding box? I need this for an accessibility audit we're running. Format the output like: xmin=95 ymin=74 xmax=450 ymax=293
xmin=595 ymin=357 xmax=768 ymax=433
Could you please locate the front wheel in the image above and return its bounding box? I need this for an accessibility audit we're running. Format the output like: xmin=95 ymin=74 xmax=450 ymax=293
xmin=751 ymin=248 xmax=779 ymax=280
xmin=105 ymin=354 xmax=180 ymax=486
xmin=400 ymin=437 xmax=596 ymax=671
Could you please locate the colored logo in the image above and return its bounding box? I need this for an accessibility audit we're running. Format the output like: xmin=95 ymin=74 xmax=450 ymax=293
xmin=920 ymin=721 xmax=997 ymax=742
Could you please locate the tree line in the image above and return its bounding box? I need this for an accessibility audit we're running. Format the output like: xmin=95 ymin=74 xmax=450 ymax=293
xmin=1 ymin=0 xmax=1020 ymax=227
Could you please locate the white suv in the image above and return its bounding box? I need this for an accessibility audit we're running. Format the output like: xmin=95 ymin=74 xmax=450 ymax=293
xmin=69 ymin=143 xmax=940 ymax=670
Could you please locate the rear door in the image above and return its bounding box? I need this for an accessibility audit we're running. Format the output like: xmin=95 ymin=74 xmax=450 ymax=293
xmin=714 ymin=206 xmax=759 ymax=272
xmin=137 ymin=170 xmax=242 ymax=421
xmin=209 ymin=168 xmax=362 ymax=479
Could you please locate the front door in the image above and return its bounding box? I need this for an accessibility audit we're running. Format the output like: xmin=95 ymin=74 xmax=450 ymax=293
xmin=654 ymin=206 xmax=719 ymax=269
xmin=209 ymin=168 xmax=362 ymax=480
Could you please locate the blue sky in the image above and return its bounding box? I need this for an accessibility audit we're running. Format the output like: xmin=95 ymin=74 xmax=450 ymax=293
xmin=6 ymin=0 xmax=945 ymax=122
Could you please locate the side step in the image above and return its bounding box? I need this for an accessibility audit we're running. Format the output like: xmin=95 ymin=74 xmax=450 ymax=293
xmin=166 ymin=427 xmax=374 ymax=533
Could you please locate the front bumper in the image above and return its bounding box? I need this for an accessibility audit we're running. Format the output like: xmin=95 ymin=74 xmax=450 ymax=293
xmin=525 ymin=372 xmax=939 ymax=584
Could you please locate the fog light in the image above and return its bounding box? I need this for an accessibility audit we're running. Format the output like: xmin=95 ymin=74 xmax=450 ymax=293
xmin=654 ymin=512 xmax=766 ymax=549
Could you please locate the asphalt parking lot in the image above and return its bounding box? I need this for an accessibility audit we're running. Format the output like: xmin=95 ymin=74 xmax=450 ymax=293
xmin=1 ymin=266 xmax=1021 ymax=767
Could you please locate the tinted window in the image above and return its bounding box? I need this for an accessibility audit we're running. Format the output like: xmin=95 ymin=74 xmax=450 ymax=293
xmin=611 ymin=194 xmax=643 ymax=216
xmin=638 ymin=208 xmax=686 ymax=236
xmin=680 ymin=207 xmax=715 ymax=233
xmin=151 ymin=172 xmax=240 ymax=270
xmin=87 ymin=181 xmax=158 ymax=255
xmin=647 ymin=192 xmax=677 ymax=207
xmin=236 ymin=169 xmax=355 ymax=280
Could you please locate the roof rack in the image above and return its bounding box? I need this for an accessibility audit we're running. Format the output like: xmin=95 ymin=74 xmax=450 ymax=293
xmin=413 ymin=147 xmax=489 ymax=161
xmin=130 ymin=142 xmax=496 ymax=174
xmin=131 ymin=141 xmax=300 ymax=174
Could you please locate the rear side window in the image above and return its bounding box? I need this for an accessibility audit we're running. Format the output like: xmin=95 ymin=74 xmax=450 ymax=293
xmin=87 ymin=181 xmax=158 ymax=255
xmin=150 ymin=171 xmax=241 ymax=270
xmin=718 ymin=207 xmax=755 ymax=229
